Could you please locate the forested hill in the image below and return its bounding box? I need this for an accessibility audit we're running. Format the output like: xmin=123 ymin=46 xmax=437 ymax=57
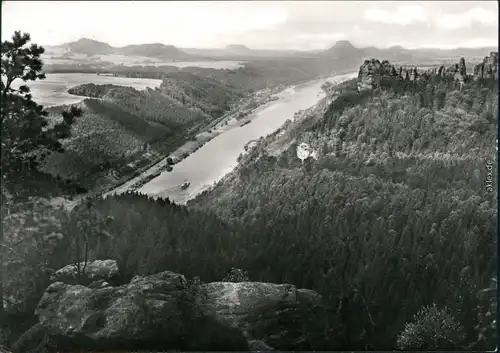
xmin=2 ymin=33 xmax=497 ymax=351
xmin=37 ymin=71 xmax=243 ymax=193
xmin=189 ymin=55 xmax=498 ymax=349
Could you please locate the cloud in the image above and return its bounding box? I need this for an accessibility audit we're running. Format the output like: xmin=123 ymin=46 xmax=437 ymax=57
xmin=296 ymin=32 xmax=346 ymax=41
xmin=436 ymin=7 xmax=497 ymax=30
xmin=1 ymin=1 xmax=289 ymax=47
xmin=1 ymin=1 xmax=498 ymax=50
xmin=363 ymin=6 xmax=429 ymax=25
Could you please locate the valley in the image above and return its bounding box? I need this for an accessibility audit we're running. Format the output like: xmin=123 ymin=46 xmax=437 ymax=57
xmin=27 ymin=38 xmax=494 ymax=202
xmin=1 ymin=15 xmax=498 ymax=353
xmin=107 ymin=72 xmax=357 ymax=203
xmin=20 ymin=40 xmax=378 ymax=198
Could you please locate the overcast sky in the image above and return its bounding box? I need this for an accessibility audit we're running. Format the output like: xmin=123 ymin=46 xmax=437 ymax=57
xmin=1 ymin=1 xmax=498 ymax=50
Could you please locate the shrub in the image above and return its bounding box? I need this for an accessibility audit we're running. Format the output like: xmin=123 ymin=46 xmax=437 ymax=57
xmin=396 ymin=304 xmax=466 ymax=350
xmin=222 ymin=267 xmax=249 ymax=282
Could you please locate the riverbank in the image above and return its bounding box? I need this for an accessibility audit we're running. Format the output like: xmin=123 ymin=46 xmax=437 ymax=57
xmin=54 ymin=71 xmax=355 ymax=207
xmin=102 ymin=84 xmax=285 ymax=197
xmin=131 ymin=72 xmax=357 ymax=204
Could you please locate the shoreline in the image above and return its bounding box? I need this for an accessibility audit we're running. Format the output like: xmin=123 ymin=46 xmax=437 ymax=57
xmin=104 ymin=72 xmax=357 ymax=199
xmin=61 ymin=71 xmax=356 ymax=204
xmin=47 ymin=72 xmax=355 ymax=210
xmin=101 ymin=84 xmax=287 ymax=197
xmin=48 ymin=81 xmax=285 ymax=204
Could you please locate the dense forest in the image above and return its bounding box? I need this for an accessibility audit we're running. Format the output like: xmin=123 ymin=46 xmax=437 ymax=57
xmin=45 ymin=56 xmax=329 ymax=190
xmin=41 ymin=98 xmax=177 ymax=191
xmin=190 ymin=68 xmax=498 ymax=349
xmin=39 ymin=55 xmax=322 ymax=191
xmin=40 ymin=61 xmax=248 ymax=191
xmin=67 ymin=83 xmax=122 ymax=98
xmin=1 ymin=30 xmax=497 ymax=352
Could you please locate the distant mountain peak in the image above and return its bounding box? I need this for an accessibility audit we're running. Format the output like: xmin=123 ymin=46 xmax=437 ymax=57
xmin=388 ymin=45 xmax=405 ymax=51
xmin=54 ymin=38 xmax=191 ymax=60
xmin=332 ymin=40 xmax=356 ymax=49
xmin=127 ymin=43 xmax=177 ymax=49
xmin=118 ymin=43 xmax=188 ymax=60
xmin=323 ymin=40 xmax=361 ymax=58
xmin=225 ymin=44 xmax=251 ymax=50
xmin=63 ymin=38 xmax=113 ymax=55
xmin=72 ymin=37 xmax=107 ymax=44
xmin=63 ymin=38 xmax=112 ymax=48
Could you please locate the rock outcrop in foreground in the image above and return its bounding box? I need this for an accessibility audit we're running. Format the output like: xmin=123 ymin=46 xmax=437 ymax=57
xmin=12 ymin=266 xmax=323 ymax=352
xmin=357 ymin=52 xmax=499 ymax=92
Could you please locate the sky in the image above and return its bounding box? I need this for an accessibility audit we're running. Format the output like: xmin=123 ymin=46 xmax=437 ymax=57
xmin=1 ymin=1 xmax=498 ymax=50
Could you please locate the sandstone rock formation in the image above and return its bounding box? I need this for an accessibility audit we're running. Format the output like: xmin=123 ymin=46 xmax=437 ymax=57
xmin=356 ymin=59 xmax=384 ymax=91
xmin=473 ymin=52 xmax=499 ymax=80
xmin=12 ymin=266 xmax=324 ymax=352
xmin=444 ymin=57 xmax=467 ymax=85
xmin=356 ymin=54 xmax=494 ymax=92
xmin=50 ymin=259 xmax=120 ymax=285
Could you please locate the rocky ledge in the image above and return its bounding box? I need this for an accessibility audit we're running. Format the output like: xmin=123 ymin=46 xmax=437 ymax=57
xmin=357 ymin=52 xmax=499 ymax=92
xmin=12 ymin=261 xmax=325 ymax=352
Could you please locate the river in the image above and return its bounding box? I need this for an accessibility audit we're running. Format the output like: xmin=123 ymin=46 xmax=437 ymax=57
xmin=113 ymin=72 xmax=357 ymax=204
xmin=11 ymin=73 xmax=162 ymax=107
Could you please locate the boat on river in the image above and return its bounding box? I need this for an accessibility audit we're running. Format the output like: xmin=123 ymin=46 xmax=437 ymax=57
xmin=240 ymin=120 xmax=251 ymax=127
xmin=181 ymin=180 xmax=191 ymax=190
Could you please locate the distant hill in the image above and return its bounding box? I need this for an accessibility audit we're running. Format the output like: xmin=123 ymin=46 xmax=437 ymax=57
xmin=323 ymin=40 xmax=360 ymax=55
xmin=320 ymin=40 xmax=497 ymax=65
xmin=62 ymin=38 xmax=114 ymax=55
xmin=49 ymin=37 xmax=497 ymax=65
xmin=51 ymin=38 xmax=194 ymax=61
xmin=117 ymin=43 xmax=191 ymax=60
xmin=322 ymin=40 xmax=364 ymax=60
xmin=181 ymin=46 xmax=312 ymax=60
xmin=224 ymin=44 xmax=253 ymax=54
xmin=408 ymin=46 xmax=498 ymax=59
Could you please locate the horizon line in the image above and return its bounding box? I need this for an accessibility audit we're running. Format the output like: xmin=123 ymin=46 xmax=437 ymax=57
xmin=41 ymin=37 xmax=498 ymax=53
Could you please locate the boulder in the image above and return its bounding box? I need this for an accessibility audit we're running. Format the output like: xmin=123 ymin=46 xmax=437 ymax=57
xmin=50 ymin=259 xmax=120 ymax=285
xmin=199 ymin=281 xmax=324 ymax=350
xmin=13 ymin=271 xmax=325 ymax=352
xmin=248 ymin=339 xmax=274 ymax=351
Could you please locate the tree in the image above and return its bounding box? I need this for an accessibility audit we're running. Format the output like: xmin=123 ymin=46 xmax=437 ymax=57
xmin=58 ymin=199 xmax=113 ymax=284
xmin=396 ymin=304 xmax=466 ymax=350
xmin=0 ymin=31 xmax=82 ymax=319
xmin=1 ymin=31 xmax=82 ymax=191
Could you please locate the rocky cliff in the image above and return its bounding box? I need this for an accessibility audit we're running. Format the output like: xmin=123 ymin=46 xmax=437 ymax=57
xmin=356 ymin=58 xmax=416 ymax=92
xmin=357 ymin=53 xmax=498 ymax=92
xmin=473 ymin=52 xmax=499 ymax=80
xmin=12 ymin=261 xmax=325 ymax=352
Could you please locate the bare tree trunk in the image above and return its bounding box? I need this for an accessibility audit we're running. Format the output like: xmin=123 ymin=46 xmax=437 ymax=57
xmin=81 ymin=241 xmax=89 ymax=283
xmin=74 ymin=228 xmax=82 ymax=282
xmin=0 ymin=189 xmax=7 ymax=317
xmin=0 ymin=247 xmax=5 ymax=318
